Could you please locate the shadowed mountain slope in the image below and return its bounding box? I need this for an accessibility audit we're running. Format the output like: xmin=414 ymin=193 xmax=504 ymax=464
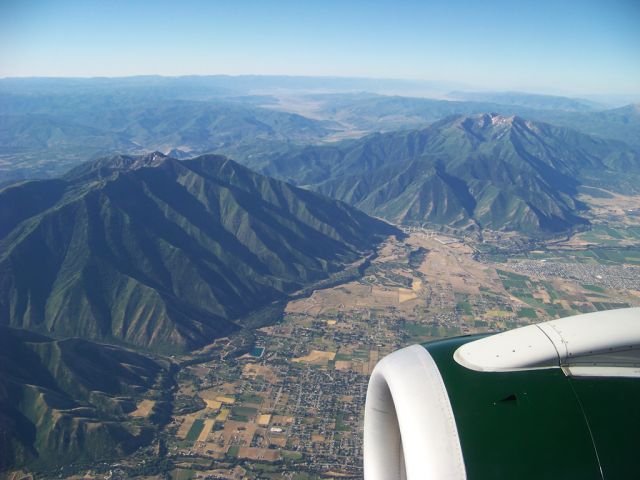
xmin=0 ymin=152 xmax=396 ymax=353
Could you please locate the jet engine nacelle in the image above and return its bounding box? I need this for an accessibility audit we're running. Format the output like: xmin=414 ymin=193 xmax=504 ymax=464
xmin=364 ymin=308 xmax=640 ymax=480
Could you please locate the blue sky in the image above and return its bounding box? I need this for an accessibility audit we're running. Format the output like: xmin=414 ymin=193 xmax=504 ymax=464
xmin=0 ymin=0 xmax=638 ymax=94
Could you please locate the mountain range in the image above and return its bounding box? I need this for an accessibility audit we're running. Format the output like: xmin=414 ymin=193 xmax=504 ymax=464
xmin=1 ymin=76 xmax=639 ymax=473
xmin=0 ymin=96 xmax=334 ymax=183
xmin=0 ymin=325 xmax=173 ymax=470
xmin=3 ymin=78 xmax=639 ymax=184
xmin=445 ymin=91 xmax=602 ymax=112
xmin=245 ymin=113 xmax=640 ymax=234
xmin=301 ymin=93 xmax=640 ymax=148
xmin=0 ymin=152 xmax=396 ymax=353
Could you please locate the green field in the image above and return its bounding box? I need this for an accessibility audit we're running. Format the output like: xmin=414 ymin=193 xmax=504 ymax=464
xmin=185 ymin=419 xmax=205 ymax=442
xmin=582 ymin=284 xmax=606 ymax=293
xmin=239 ymin=393 xmax=263 ymax=404
xmin=457 ymin=300 xmax=473 ymax=315
xmin=593 ymin=302 xmax=630 ymax=311
xmin=232 ymin=406 xmax=258 ymax=418
xmin=334 ymin=352 xmax=351 ymax=361
xmin=518 ymin=308 xmax=538 ymax=319
xmin=405 ymin=322 xmax=433 ymax=337
xmin=171 ymin=469 xmax=194 ymax=480
xmin=282 ymin=450 xmax=304 ymax=461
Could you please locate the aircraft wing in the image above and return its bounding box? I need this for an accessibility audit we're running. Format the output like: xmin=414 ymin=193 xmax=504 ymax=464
xmin=364 ymin=308 xmax=640 ymax=480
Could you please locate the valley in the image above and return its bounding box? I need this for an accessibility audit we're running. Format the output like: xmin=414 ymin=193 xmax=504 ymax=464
xmin=2 ymin=0 xmax=639 ymax=476
xmin=46 ymin=199 xmax=640 ymax=480
xmin=156 ymin=189 xmax=640 ymax=480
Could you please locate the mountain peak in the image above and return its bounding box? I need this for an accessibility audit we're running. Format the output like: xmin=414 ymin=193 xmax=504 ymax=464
xmin=65 ymin=151 xmax=170 ymax=181
xmin=488 ymin=112 xmax=515 ymax=125
xmin=99 ymin=151 xmax=168 ymax=170
xmin=455 ymin=112 xmax=519 ymax=132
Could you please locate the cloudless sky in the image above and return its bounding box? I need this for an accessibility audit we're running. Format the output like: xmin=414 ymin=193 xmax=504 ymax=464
xmin=0 ymin=0 xmax=638 ymax=95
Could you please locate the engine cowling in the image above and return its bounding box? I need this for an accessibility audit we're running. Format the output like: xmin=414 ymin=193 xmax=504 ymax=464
xmin=364 ymin=308 xmax=640 ymax=480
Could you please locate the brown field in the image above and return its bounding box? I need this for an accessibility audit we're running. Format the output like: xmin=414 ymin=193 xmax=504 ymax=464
xmin=257 ymin=414 xmax=272 ymax=426
xmin=367 ymin=349 xmax=379 ymax=375
xmin=216 ymin=395 xmax=235 ymax=404
xmin=534 ymin=290 xmax=551 ymax=303
xmin=268 ymin=435 xmax=288 ymax=447
xmin=199 ymin=441 xmax=228 ymax=455
xmin=216 ymin=408 xmax=231 ymax=422
xmin=398 ymin=288 xmax=418 ymax=303
xmin=286 ymin=281 xmax=415 ymax=314
xmin=209 ymin=420 xmax=257 ymax=446
xmin=129 ymin=399 xmax=155 ymax=418
xmin=176 ymin=415 xmax=196 ymax=439
xmin=197 ymin=466 xmax=246 ymax=480
xmin=204 ymin=399 xmax=222 ymax=409
xmin=197 ymin=389 xmax=225 ymax=409
xmin=334 ymin=360 xmax=351 ymax=371
xmin=237 ymin=447 xmax=280 ymax=462
xmin=197 ymin=419 xmax=216 ymax=442
xmin=242 ymin=364 xmax=277 ymax=382
xmin=484 ymin=309 xmax=513 ymax=318
xmin=271 ymin=415 xmax=294 ymax=425
xmin=198 ymin=388 xmax=219 ymax=400
xmin=579 ymin=192 xmax=640 ymax=226
xmin=284 ymin=232 xmax=503 ymax=323
xmin=292 ymin=350 xmax=336 ymax=365
xmin=412 ymin=240 xmax=487 ymax=294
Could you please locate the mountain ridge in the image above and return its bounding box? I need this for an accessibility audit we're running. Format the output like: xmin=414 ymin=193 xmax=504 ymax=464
xmin=0 ymin=153 xmax=397 ymax=353
xmin=246 ymin=113 xmax=640 ymax=234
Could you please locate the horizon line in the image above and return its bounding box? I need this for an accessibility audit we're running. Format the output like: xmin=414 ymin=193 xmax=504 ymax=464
xmin=0 ymin=74 xmax=639 ymax=99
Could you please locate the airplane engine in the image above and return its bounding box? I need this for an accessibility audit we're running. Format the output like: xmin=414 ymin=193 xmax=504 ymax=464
xmin=364 ymin=308 xmax=640 ymax=480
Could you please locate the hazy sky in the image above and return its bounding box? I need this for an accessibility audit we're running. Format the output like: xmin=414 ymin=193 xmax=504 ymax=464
xmin=1 ymin=0 xmax=638 ymax=95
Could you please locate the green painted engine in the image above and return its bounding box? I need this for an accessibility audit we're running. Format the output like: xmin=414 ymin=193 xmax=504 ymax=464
xmin=364 ymin=308 xmax=640 ymax=480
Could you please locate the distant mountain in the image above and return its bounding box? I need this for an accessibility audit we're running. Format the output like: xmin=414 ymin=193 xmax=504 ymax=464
xmin=0 ymin=325 xmax=172 ymax=470
xmin=0 ymin=96 xmax=334 ymax=182
xmin=247 ymin=114 xmax=640 ymax=234
xmin=0 ymin=75 xmax=460 ymax=100
xmin=0 ymin=153 xmax=396 ymax=353
xmin=446 ymin=91 xmax=601 ymax=112
xmin=303 ymin=94 xmax=640 ymax=148
xmin=3 ymin=78 xmax=638 ymax=183
xmin=305 ymin=93 xmax=524 ymax=132
xmin=531 ymin=103 xmax=640 ymax=149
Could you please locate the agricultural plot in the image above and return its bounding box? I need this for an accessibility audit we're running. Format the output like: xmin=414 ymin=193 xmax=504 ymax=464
xmin=129 ymin=399 xmax=156 ymax=418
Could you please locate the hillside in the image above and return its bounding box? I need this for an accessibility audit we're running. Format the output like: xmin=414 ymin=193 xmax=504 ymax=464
xmin=0 ymin=153 xmax=396 ymax=353
xmin=0 ymin=326 xmax=172 ymax=471
xmin=248 ymin=114 xmax=640 ymax=234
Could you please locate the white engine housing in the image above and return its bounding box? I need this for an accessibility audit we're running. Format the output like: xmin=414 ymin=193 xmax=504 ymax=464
xmin=363 ymin=344 xmax=466 ymax=480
